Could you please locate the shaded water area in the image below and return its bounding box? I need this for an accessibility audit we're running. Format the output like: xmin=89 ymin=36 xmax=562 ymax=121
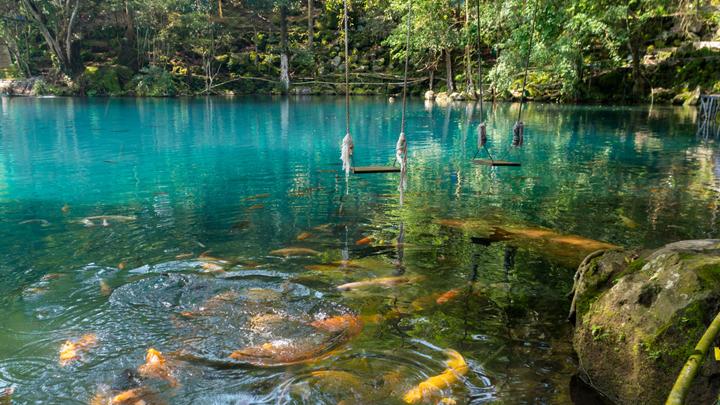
xmin=0 ymin=96 xmax=716 ymax=404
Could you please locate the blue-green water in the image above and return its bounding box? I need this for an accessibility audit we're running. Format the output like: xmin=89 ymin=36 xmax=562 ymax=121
xmin=0 ymin=96 xmax=714 ymax=404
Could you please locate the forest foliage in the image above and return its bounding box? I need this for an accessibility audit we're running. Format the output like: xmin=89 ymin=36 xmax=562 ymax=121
xmin=0 ymin=0 xmax=719 ymax=102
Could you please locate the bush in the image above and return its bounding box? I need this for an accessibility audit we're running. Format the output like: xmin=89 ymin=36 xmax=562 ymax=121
xmin=80 ymin=65 xmax=134 ymax=96
xmin=129 ymin=66 xmax=184 ymax=97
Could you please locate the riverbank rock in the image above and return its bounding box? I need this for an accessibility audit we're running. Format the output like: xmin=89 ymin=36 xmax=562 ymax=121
xmin=424 ymin=90 xmax=435 ymax=100
xmin=435 ymin=92 xmax=450 ymax=104
xmin=571 ymin=240 xmax=720 ymax=404
xmin=0 ymin=78 xmax=41 ymax=96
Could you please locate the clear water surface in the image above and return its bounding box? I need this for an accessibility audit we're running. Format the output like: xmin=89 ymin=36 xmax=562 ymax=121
xmin=0 ymin=96 xmax=715 ymax=404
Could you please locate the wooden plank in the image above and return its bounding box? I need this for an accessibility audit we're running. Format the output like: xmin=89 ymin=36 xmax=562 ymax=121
xmin=352 ymin=166 xmax=401 ymax=174
xmin=473 ymin=159 xmax=521 ymax=167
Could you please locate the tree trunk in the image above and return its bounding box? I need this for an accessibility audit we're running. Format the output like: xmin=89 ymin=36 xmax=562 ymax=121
xmin=307 ymin=0 xmax=314 ymax=48
xmin=19 ymin=0 xmax=83 ymax=77
xmin=218 ymin=0 xmax=223 ymax=17
xmin=429 ymin=69 xmax=434 ymax=91
xmin=629 ymin=41 xmax=644 ymax=98
xmin=445 ymin=48 xmax=454 ymax=93
xmin=119 ymin=0 xmax=138 ymax=69
xmin=280 ymin=5 xmax=290 ymax=92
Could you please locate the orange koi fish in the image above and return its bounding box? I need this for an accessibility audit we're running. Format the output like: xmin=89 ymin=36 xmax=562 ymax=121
xmin=337 ymin=276 xmax=421 ymax=291
xmin=59 ymin=334 xmax=98 ymax=366
xmin=296 ymin=232 xmax=313 ymax=241
xmin=403 ymin=350 xmax=468 ymax=404
xmin=436 ymin=288 xmax=461 ymax=305
xmin=138 ymin=348 xmax=177 ymax=387
xmin=355 ymin=236 xmax=374 ymax=246
xmin=310 ymin=314 xmax=363 ymax=336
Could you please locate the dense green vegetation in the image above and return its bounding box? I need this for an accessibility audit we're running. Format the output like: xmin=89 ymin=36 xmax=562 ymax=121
xmin=1 ymin=0 xmax=719 ymax=102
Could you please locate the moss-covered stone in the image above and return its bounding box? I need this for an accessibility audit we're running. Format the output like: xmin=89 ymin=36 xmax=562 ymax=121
xmin=572 ymin=240 xmax=720 ymax=404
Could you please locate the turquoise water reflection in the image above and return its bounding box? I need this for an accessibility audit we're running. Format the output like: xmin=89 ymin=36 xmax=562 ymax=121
xmin=0 ymin=96 xmax=714 ymax=404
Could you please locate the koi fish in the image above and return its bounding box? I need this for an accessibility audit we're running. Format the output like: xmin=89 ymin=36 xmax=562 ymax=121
xmin=59 ymin=334 xmax=98 ymax=366
xmin=85 ymin=215 xmax=137 ymax=222
xmin=309 ymin=314 xmax=363 ymax=336
xmin=19 ymin=219 xmax=50 ymax=226
xmin=436 ymin=288 xmax=461 ymax=305
xmin=304 ymin=264 xmax=343 ymax=272
xmin=117 ymin=262 xmax=126 ymax=270
xmin=337 ymin=276 xmax=420 ymax=291
xmin=310 ymin=370 xmax=363 ymax=389
xmin=403 ymin=350 xmax=468 ymax=404
xmin=90 ymin=387 xmax=161 ymax=405
xmin=175 ymin=253 xmax=193 ymax=260
xmin=199 ymin=262 xmax=224 ymax=273
xmin=270 ymin=247 xmax=321 ymax=257
xmin=138 ymin=348 xmax=177 ymax=387
xmin=41 ymin=273 xmax=64 ymax=281
xmin=61 ymin=204 xmax=71 ymax=213
xmin=0 ymin=387 xmax=13 ymax=405
xmin=246 ymin=204 xmax=265 ymax=211
xmin=100 ymin=280 xmax=112 ymax=296
xmin=248 ymin=313 xmax=287 ymax=332
xmin=229 ymin=337 xmax=344 ymax=366
xmin=296 ymin=232 xmax=313 ymax=241
xmin=355 ymin=236 xmax=374 ymax=245
xmin=243 ymin=193 xmax=271 ymax=201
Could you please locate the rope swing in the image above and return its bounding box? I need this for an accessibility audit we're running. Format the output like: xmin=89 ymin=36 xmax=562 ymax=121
xmin=340 ymin=0 xmax=354 ymax=175
xmin=472 ymin=0 xmax=522 ymax=167
xmin=340 ymin=0 xmax=411 ymax=176
xmin=396 ymin=0 xmax=412 ymax=192
xmin=474 ymin=0 xmax=491 ymax=161
xmin=513 ymin=3 xmax=538 ymax=148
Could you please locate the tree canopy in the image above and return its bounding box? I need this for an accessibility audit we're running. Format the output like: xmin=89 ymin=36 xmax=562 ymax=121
xmin=0 ymin=0 xmax=718 ymax=102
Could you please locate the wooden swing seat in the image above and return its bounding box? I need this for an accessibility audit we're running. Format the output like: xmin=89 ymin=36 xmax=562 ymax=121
xmin=472 ymin=159 xmax=521 ymax=167
xmin=352 ymin=166 xmax=401 ymax=174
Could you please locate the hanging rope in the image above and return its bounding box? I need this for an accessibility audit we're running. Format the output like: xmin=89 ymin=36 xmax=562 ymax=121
xmin=473 ymin=0 xmax=494 ymax=162
xmin=340 ymin=0 xmax=354 ymax=175
xmin=396 ymin=0 xmax=412 ymax=192
xmin=513 ymin=2 xmax=537 ymax=148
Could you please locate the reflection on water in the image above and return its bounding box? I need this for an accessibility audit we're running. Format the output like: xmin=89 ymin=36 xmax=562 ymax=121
xmin=0 ymin=96 xmax=716 ymax=403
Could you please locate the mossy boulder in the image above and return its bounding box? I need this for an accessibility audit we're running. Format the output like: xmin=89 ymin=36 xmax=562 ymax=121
xmin=571 ymin=240 xmax=720 ymax=404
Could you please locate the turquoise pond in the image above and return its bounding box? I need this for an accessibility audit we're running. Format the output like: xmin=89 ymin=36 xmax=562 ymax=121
xmin=0 ymin=96 xmax=715 ymax=404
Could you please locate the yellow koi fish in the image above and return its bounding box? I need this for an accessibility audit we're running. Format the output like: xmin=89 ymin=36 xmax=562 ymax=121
xmin=403 ymin=350 xmax=468 ymax=404
xmin=59 ymin=334 xmax=98 ymax=366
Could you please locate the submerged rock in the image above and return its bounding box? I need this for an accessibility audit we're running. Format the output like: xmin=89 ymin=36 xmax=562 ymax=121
xmin=571 ymin=240 xmax=720 ymax=404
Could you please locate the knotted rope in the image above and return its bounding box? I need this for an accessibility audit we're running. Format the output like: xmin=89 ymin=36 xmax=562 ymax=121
xmin=340 ymin=0 xmax=353 ymax=175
